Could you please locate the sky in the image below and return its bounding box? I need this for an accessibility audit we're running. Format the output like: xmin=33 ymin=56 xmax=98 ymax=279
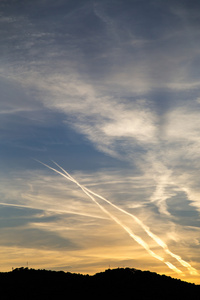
xmin=1 ymin=0 xmax=200 ymax=284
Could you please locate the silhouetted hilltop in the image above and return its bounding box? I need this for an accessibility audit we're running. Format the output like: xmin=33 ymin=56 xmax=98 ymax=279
xmin=0 ymin=267 xmax=199 ymax=299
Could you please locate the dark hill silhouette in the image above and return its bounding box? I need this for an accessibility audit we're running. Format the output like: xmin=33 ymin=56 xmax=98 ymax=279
xmin=0 ymin=267 xmax=199 ymax=299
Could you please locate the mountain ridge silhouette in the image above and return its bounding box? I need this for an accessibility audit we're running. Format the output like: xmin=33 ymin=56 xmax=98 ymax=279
xmin=1 ymin=267 xmax=199 ymax=299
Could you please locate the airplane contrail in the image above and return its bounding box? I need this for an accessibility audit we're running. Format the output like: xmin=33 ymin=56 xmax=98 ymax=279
xmin=36 ymin=160 xmax=184 ymax=275
xmin=0 ymin=202 xmax=107 ymax=219
xmin=51 ymin=161 xmax=198 ymax=276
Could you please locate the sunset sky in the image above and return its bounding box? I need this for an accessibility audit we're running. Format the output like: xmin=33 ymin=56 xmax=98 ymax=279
xmin=1 ymin=0 xmax=200 ymax=284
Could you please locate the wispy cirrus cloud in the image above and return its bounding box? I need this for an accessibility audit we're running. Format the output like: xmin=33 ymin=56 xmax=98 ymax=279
xmin=1 ymin=0 xmax=200 ymax=282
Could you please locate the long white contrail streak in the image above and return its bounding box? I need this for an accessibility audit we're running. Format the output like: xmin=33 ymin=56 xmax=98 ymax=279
xmin=36 ymin=160 xmax=184 ymax=274
xmin=51 ymin=161 xmax=198 ymax=276
xmin=0 ymin=202 xmax=107 ymax=219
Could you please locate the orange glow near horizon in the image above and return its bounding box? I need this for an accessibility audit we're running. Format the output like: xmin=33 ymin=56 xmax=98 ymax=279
xmin=0 ymin=245 xmax=199 ymax=285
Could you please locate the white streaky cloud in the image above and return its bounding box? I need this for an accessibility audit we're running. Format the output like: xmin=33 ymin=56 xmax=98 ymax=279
xmin=3 ymin=61 xmax=200 ymax=219
xmin=178 ymin=185 xmax=200 ymax=212
xmin=1 ymin=0 xmax=200 ymax=282
xmin=161 ymin=105 xmax=200 ymax=213
xmin=165 ymin=106 xmax=200 ymax=142
xmin=53 ymin=161 xmax=200 ymax=276
xmin=38 ymin=161 xmax=166 ymax=261
xmin=102 ymin=106 xmax=157 ymax=143
xmin=93 ymin=2 xmax=119 ymax=42
xmin=167 ymin=80 xmax=200 ymax=91
xmin=4 ymin=51 xmax=200 ymax=176
xmin=148 ymin=159 xmax=173 ymax=216
xmin=2 ymin=66 xmax=158 ymax=152
xmin=150 ymin=179 xmax=171 ymax=215
xmin=135 ymin=153 xmax=173 ymax=217
xmin=0 ymin=170 xmax=111 ymax=221
xmin=0 ymin=202 xmax=107 ymax=220
xmin=0 ymin=107 xmax=34 ymax=115
xmin=2 ymin=0 xmax=200 ymax=100
xmin=14 ymin=69 xmax=199 ymax=210
xmin=39 ymin=160 xmax=200 ymax=275
xmin=70 ymin=99 xmax=158 ymax=160
xmin=38 ymin=161 xmax=181 ymax=271
xmin=165 ymin=250 xmax=198 ymax=276
xmin=3 ymin=66 xmax=200 ymax=215
xmin=22 ymin=191 xmax=109 ymax=221
xmin=44 ymin=80 xmax=158 ymax=146
xmin=165 ymin=262 xmax=183 ymax=275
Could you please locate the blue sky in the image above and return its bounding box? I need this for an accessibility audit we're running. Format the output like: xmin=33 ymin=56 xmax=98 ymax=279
xmin=1 ymin=0 xmax=200 ymax=283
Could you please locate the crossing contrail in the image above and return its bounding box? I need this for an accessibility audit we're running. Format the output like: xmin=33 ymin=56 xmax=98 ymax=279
xmin=35 ymin=160 xmax=186 ymax=275
xmin=50 ymin=160 xmax=198 ymax=276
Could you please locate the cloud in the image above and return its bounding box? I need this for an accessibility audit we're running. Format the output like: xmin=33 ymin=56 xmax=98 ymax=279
xmin=1 ymin=0 xmax=200 ymax=280
xmin=0 ymin=163 xmax=199 ymax=281
xmin=2 ymin=60 xmax=200 ymax=214
xmin=164 ymin=105 xmax=200 ymax=143
xmin=2 ymin=35 xmax=200 ymax=221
